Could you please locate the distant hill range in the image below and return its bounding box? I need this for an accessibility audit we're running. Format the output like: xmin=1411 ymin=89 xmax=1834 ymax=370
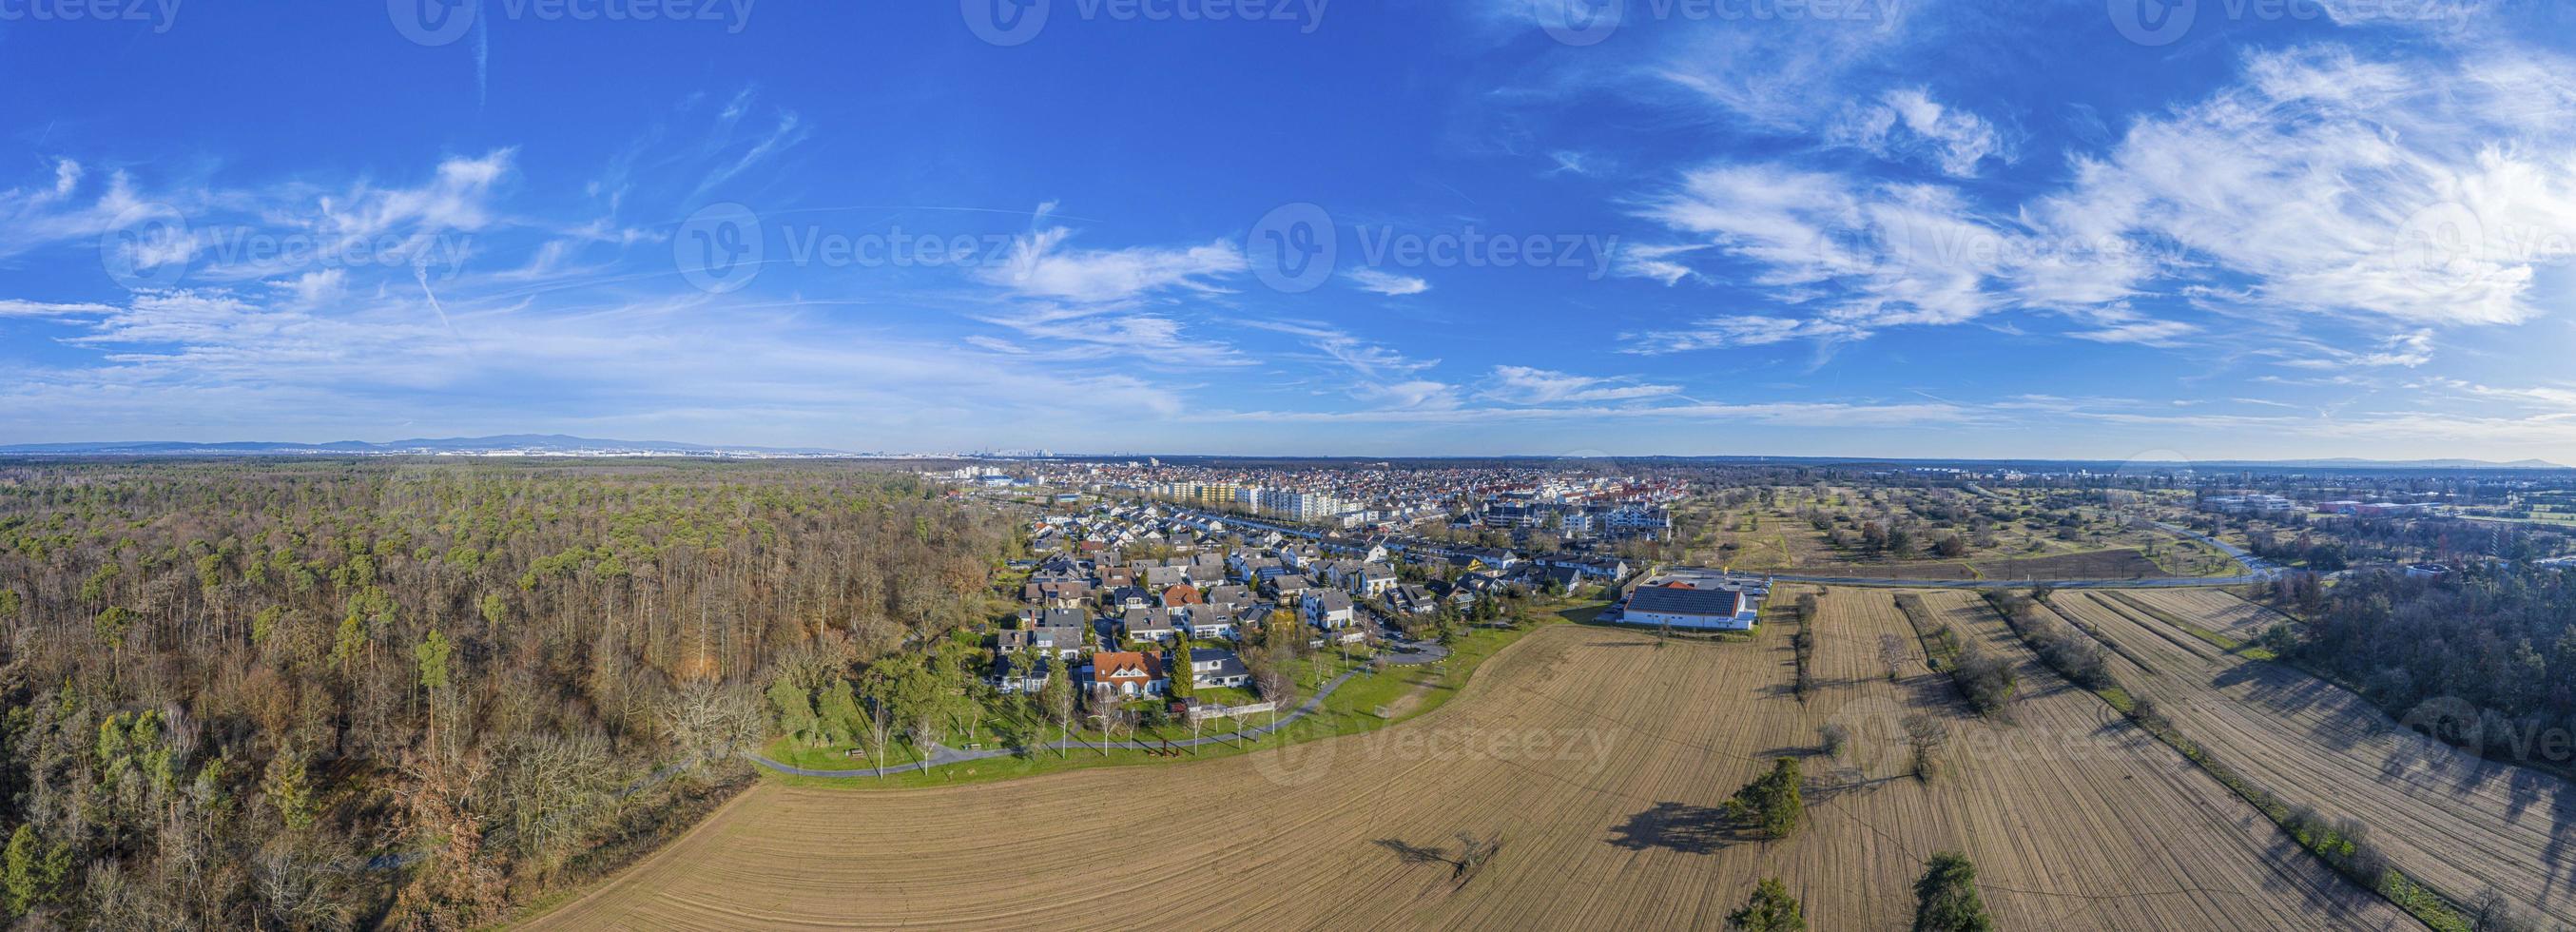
xmin=0 ymin=435 xmax=856 ymax=458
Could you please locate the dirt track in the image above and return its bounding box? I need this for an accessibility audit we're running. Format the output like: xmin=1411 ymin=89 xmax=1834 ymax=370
xmin=2055 ymin=589 xmax=2576 ymax=924
xmin=519 ymin=592 xmax=2406 ymax=931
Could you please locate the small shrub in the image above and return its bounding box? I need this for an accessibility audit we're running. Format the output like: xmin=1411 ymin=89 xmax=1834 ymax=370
xmin=1818 ymin=724 xmax=1850 ymax=760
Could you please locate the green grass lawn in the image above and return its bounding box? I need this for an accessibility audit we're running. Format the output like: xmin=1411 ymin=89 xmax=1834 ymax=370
xmin=762 ymin=735 xmax=927 ymax=771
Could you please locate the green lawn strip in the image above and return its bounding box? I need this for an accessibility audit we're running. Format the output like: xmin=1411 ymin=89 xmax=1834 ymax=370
xmin=1891 ymin=593 xmax=1960 ymax=671
xmin=760 ymin=735 xmax=929 ymax=771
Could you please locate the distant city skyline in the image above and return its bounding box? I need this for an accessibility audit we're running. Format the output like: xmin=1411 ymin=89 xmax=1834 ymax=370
xmin=4 ymin=2 xmax=2574 ymax=463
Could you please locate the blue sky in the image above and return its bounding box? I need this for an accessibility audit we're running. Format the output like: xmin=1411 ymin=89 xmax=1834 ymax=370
xmin=4 ymin=0 xmax=2574 ymax=461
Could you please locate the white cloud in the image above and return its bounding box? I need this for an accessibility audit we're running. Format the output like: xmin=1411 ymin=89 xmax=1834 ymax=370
xmin=981 ymin=224 xmax=1246 ymax=304
xmin=693 ymin=107 xmax=811 ymax=197
xmin=1356 ymin=379 xmax=1462 ymax=411
xmin=971 ymin=303 xmax=1250 ymax=367
xmin=1616 ymin=243 xmax=1708 ymax=285
xmin=1545 ymin=150 xmax=1616 ymax=178
xmin=320 ymin=148 xmax=516 ymax=241
xmin=2068 ymin=318 xmax=2197 ymax=346
xmin=1626 ymin=44 xmax=2576 ymax=360
xmin=1635 ymin=163 xmax=2011 ymax=341
xmin=0 ymin=300 xmax=116 ymax=318
xmin=1197 ymin=398 xmax=1977 ymax=429
xmin=1482 ymin=365 xmax=1679 ymax=404
xmin=1652 ymin=7 xmax=1915 ymax=130
xmin=282 ymin=269 xmax=348 ymax=304
xmin=1830 ymin=87 xmax=2011 ymax=178
xmin=2 ymin=286 xmax=1192 ymax=444
xmin=2029 ymin=46 xmax=2576 ymax=328
xmin=2276 ymin=329 xmax=2437 ymax=369
xmin=1346 ymin=268 xmax=1429 ymax=296
xmin=1622 ymin=315 xmax=1867 ymax=354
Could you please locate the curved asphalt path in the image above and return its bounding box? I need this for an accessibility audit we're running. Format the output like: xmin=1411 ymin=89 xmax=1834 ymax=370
xmin=749 ymin=638 xmax=1455 ymax=779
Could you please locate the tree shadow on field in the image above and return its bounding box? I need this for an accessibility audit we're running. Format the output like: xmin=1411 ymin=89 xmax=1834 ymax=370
xmin=1602 ymin=802 xmax=1760 ymax=855
xmin=1375 ymin=838 xmax=1458 ymax=867
xmin=1804 ymin=772 xmax=1904 ymax=806
xmin=1373 ymin=834 xmax=1506 ymax=888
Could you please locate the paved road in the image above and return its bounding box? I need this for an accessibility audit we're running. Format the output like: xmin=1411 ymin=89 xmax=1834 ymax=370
xmin=748 ymin=666 xmax=1370 ymax=779
xmin=1362 ymin=606 xmax=1453 ymax=666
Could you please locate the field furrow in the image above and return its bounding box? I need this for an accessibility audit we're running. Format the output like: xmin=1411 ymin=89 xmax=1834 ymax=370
xmin=2057 ymin=589 xmax=2576 ymax=924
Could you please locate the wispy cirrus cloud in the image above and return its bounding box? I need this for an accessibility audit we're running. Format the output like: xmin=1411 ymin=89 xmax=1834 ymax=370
xmin=1621 ymin=315 xmax=1866 ymax=354
xmin=1828 ymin=87 xmax=2012 ymax=178
xmin=1481 ymin=365 xmax=1678 ymax=404
xmin=1626 ymin=162 xmax=2014 ymax=347
xmin=2029 ymin=46 xmax=2576 ymax=328
xmin=1346 ymin=267 xmax=1429 ymax=296
xmin=980 ymin=221 xmax=1245 ymax=304
xmin=1622 ymin=42 xmax=2576 ymax=373
xmin=0 ymin=299 xmax=115 ymax=318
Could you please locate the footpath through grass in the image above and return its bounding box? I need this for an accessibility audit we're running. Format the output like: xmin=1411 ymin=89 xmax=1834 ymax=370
xmin=766 ymin=598 xmax=1603 ymax=791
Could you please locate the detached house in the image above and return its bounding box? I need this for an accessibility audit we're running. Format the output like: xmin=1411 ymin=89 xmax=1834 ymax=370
xmin=1105 ymin=585 xmax=1154 ymax=612
xmin=1183 ymin=648 xmax=1252 ymax=690
xmin=1022 ymin=579 xmax=1092 ymax=606
xmin=1121 ymin=607 xmax=1181 ymax=644
xmin=1180 ymin=604 xmax=1239 ymax=641
xmin=1001 ymin=608 xmax=1094 ymax=659
xmin=1386 ymin=584 xmax=1439 ymax=615
xmin=993 ymin=652 xmax=1056 ymax=694
xmin=1349 ymin=565 xmax=1397 ymax=599
xmin=1303 ymin=589 xmax=1357 ymax=630
xmin=1228 ymin=553 xmax=1280 ymax=583
xmin=1087 ymin=651 xmax=1167 ymax=698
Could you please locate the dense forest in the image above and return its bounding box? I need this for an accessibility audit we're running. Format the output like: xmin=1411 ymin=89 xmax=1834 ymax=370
xmin=2270 ymin=565 xmax=2576 ymax=769
xmin=0 ymin=459 xmax=1015 ymax=929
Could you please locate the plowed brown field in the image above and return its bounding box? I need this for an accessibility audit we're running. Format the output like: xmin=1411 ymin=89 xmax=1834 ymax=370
xmin=519 ymin=592 xmax=2407 ymax=931
xmin=2055 ymin=589 xmax=2576 ymax=924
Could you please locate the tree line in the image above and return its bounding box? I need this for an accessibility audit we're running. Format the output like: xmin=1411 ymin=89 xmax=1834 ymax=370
xmin=0 ymin=459 xmax=1015 ymax=928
